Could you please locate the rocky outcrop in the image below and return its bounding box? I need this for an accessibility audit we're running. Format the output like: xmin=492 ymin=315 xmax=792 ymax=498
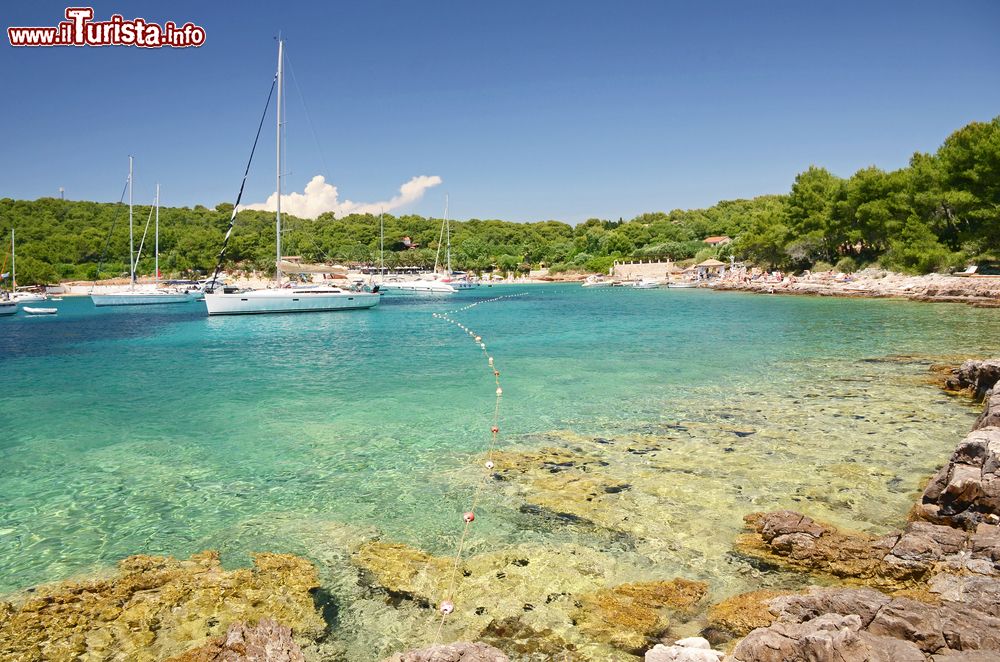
xmin=0 ymin=552 xmax=325 ymax=662
xmin=382 ymin=641 xmax=510 ymax=662
xmin=168 ymin=619 xmax=304 ymax=662
xmin=730 ymin=584 xmax=1000 ymax=661
xmin=976 ymin=391 xmax=1000 ymax=430
xmin=704 ymin=590 xmax=785 ymax=639
xmin=644 ymin=637 xmax=723 ymax=662
xmin=914 ymin=427 xmax=1000 ymax=531
xmin=714 ymin=272 xmax=1000 ymax=307
xmin=941 ymin=359 xmax=1000 ymax=401
xmin=727 ymin=361 xmax=1000 ymax=661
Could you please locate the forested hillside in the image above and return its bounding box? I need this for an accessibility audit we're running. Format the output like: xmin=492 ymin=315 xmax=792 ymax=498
xmin=2 ymin=116 xmax=997 ymax=284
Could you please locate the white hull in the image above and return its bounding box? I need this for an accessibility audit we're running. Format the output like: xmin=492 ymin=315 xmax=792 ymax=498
xmin=0 ymin=302 xmax=17 ymax=316
xmin=23 ymin=307 xmax=57 ymax=315
xmin=447 ymin=280 xmax=478 ymax=290
xmin=667 ymin=282 xmax=698 ymax=288
xmin=204 ymin=287 xmax=380 ymax=315
xmin=380 ymin=280 xmax=456 ymax=294
xmin=13 ymin=292 xmax=47 ymax=302
xmin=91 ymin=291 xmax=195 ymax=306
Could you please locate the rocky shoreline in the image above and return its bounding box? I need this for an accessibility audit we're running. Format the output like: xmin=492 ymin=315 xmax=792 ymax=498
xmin=713 ymin=358 xmax=1000 ymax=662
xmin=2 ymin=361 xmax=998 ymax=661
xmin=713 ymin=272 xmax=1000 ymax=307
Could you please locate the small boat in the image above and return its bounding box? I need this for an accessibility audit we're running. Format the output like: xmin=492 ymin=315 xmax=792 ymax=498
xmin=23 ymin=306 xmax=57 ymax=315
xmin=50 ymin=297 xmax=64 ymax=301
xmin=0 ymin=301 xmax=16 ymax=316
xmin=581 ymin=275 xmax=613 ymax=288
xmin=667 ymin=281 xmax=698 ymax=288
xmin=631 ymin=278 xmax=660 ymax=289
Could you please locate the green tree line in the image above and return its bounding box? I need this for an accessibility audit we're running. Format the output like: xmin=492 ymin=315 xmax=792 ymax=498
xmin=2 ymin=116 xmax=997 ymax=285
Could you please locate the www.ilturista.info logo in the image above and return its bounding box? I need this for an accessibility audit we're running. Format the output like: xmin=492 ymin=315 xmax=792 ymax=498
xmin=8 ymin=7 xmax=206 ymax=48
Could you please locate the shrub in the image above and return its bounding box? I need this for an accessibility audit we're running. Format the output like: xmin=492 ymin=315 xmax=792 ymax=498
xmin=811 ymin=260 xmax=835 ymax=272
xmin=834 ymin=256 xmax=858 ymax=273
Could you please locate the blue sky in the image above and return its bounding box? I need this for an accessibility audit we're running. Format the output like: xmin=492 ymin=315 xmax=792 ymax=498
xmin=3 ymin=1 xmax=999 ymax=223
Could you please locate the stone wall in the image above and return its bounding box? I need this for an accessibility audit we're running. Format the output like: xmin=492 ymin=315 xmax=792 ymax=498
xmin=612 ymin=261 xmax=678 ymax=280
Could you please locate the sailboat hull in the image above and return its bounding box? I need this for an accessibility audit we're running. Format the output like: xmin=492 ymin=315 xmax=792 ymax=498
xmin=0 ymin=302 xmax=17 ymax=316
xmin=91 ymin=292 xmax=195 ymax=306
xmin=379 ymin=281 xmax=456 ymax=294
xmin=204 ymin=288 xmax=380 ymax=315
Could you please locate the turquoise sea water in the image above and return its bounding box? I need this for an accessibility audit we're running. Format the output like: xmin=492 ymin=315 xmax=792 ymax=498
xmin=1 ymin=286 xmax=999 ymax=651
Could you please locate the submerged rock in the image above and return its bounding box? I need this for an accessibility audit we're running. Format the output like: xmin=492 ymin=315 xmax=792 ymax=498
xmin=168 ymin=619 xmax=304 ymax=661
xmin=382 ymin=641 xmax=510 ymax=662
xmin=704 ymin=590 xmax=785 ymax=638
xmin=349 ymin=538 xmax=709 ymax=659
xmin=0 ymin=551 xmax=325 ymax=662
xmin=572 ymin=578 xmax=708 ymax=652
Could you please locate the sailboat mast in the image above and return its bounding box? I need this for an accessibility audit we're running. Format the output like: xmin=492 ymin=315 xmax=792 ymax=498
xmin=379 ymin=209 xmax=385 ymax=277
xmin=275 ymin=38 xmax=284 ymax=287
xmin=10 ymin=229 xmax=14 ymax=292
xmin=445 ymin=194 xmax=451 ymax=275
xmin=128 ymin=155 xmax=134 ymax=288
xmin=154 ymin=183 xmax=160 ymax=285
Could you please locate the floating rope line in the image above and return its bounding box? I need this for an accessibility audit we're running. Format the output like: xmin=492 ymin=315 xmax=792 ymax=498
xmin=429 ymin=292 xmax=528 ymax=643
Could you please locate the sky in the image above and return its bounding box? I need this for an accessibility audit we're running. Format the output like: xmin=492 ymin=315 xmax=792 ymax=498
xmin=2 ymin=1 xmax=999 ymax=223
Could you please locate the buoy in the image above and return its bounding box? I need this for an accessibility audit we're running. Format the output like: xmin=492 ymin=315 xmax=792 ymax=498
xmin=463 ymin=511 xmax=475 ymax=523
xmin=485 ymin=460 xmax=494 ymax=469
xmin=440 ymin=600 xmax=454 ymax=615
xmin=475 ymin=336 xmax=482 ymax=342
xmin=496 ymin=387 xmax=503 ymax=396
xmin=480 ymin=343 xmax=486 ymax=350
xmin=491 ymin=426 xmax=499 ymax=434
xmin=488 ymin=357 xmax=494 ymax=366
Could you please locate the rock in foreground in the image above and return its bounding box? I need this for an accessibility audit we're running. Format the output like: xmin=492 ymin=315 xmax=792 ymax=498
xmin=0 ymin=551 xmax=325 ymax=662
xmin=168 ymin=619 xmax=304 ymax=661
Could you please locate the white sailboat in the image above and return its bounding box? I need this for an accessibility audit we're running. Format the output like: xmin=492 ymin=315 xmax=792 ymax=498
xmin=1 ymin=232 xmax=16 ymax=316
xmin=378 ymin=196 xmax=462 ymax=295
xmin=6 ymin=228 xmax=48 ymax=303
xmin=91 ymin=165 xmax=193 ymax=306
xmin=204 ymin=39 xmax=379 ymax=315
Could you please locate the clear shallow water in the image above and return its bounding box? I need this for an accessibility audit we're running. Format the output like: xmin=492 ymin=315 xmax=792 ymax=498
xmin=1 ymin=286 xmax=998 ymax=647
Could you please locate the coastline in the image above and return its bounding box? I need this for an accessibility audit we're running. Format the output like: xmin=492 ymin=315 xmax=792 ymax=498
xmin=712 ymin=271 xmax=1000 ymax=307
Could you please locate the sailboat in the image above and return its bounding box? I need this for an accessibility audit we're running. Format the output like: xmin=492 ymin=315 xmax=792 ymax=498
xmin=378 ymin=197 xmax=459 ymax=295
xmin=437 ymin=195 xmax=477 ymax=290
xmin=0 ymin=232 xmax=16 ymax=316
xmin=6 ymin=229 xmax=48 ymax=303
xmin=91 ymin=163 xmax=193 ymax=306
xmin=203 ymin=39 xmax=379 ymax=315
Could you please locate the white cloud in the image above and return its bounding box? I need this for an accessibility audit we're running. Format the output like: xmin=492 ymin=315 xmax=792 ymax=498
xmin=244 ymin=174 xmax=442 ymax=219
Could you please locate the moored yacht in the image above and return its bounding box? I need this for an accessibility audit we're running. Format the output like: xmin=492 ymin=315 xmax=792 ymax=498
xmin=91 ymin=167 xmax=195 ymax=306
xmin=204 ymin=39 xmax=379 ymax=316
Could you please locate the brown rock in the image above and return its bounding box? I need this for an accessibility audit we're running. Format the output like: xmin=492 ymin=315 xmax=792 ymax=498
xmin=572 ymin=579 xmax=708 ymax=652
xmin=731 ymin=613 xmax=924 ymax=662
xmin=0 ymin=552 xmax=324 ymax=662
xmin=168 ymin=619 xmax=304 ymax=662
xmin=705 ymin=590 xmax=784 ymax=638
